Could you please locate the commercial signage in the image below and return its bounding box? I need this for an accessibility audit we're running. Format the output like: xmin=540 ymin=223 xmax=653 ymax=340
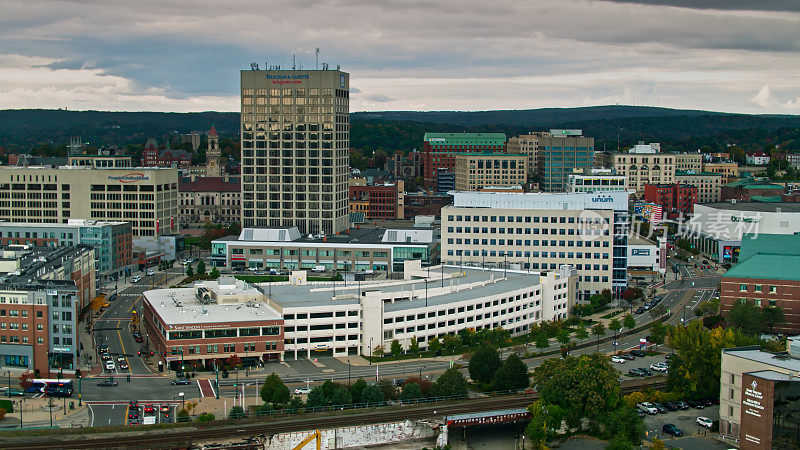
xmin=427 ymin=138 xmax=446 ymax=142
xmin=266 ymin=74 xmax=309 ymax=85
xmin=168 ymin=323 xmax=230 ymax=331
xmin=731 ymin=216 xmax=759 ymax=223
xmin=550 ymin=129 xmax=582 ymax=136
xmin=53 ymin=346 xmax=72 ymax=352
xmin=739 ymin=373 xmax=774 ymax=450
xmin=591 ymin=196 xmax=614 ymax=203
xmin=108 ymin=173 xmax=149 ymax=183
xmin=631 ymin=248 xmax=650 ymax=256
xmin=339 ymin=73 xmax=345 ymax=88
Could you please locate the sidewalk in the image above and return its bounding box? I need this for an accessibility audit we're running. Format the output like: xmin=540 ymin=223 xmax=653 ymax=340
xmin=0 ymin=396 xmax=91 ymax=429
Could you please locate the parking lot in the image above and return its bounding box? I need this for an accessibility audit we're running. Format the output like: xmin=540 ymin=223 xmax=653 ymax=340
xmin=642 ymin=404 xmax=723 ymax=449
xmin=610 ymin=349 xmax=671 ymax=380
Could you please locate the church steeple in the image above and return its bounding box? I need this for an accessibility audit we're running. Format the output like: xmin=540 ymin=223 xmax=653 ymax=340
xmin=206 ymin=126 xmax=221 ymax=177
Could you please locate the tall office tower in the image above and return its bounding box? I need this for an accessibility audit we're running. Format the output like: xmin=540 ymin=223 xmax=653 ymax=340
xmin=536 ymin=130 xmax=594 ymax=192
xmin=240 ymin=68 xmax=350 ymax=234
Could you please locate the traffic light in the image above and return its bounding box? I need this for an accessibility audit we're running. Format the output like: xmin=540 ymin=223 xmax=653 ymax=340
xmin=149 ymin=351 xmax=154 ymax=357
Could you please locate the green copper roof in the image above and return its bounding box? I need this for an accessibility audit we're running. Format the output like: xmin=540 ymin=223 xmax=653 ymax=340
xmin=725 ymin=254 xmax=800 ymax=281
xmin=738 ymin=233 xmax=800 ymax=261
xmin=423 ymin=133 xmax=507 ymax=145
xmin=750 ymin=195 xmax=783 ymax=202
xmin=675 ymin=171 xmax=723 ymax=177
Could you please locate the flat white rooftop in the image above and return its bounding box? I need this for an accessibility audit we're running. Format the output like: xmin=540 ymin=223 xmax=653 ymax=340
xmin=144 ymin=286 xmax=282 ymax=325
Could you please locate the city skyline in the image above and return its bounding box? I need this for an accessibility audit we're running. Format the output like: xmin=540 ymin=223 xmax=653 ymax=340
xmin=0 ymin=0 xmax=799 ymax=114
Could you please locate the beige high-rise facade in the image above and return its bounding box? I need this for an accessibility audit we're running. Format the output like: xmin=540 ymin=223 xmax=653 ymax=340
xmin=702 ymin=161 xmax=739 ymax=182
xmin=674 ymin=153 xmax=702 ymax=172
xmin=454 ymin=153 xmax=527 ymax=191
xmin=507 ymin=133 xmax=546 ymax=176
xmin=611 ymin=152 xmax=675 ymax=195
xmin=0 ymin=166 xmax=179 ymax=237
xmin=675 ymin=171 xmax=724 ymax=203
xmin=240 ymin=69 xmax=350 ymax=235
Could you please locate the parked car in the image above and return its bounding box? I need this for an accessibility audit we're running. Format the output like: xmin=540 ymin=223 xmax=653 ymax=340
xmin=131 ymin=275 xmax=141 ymax=283
xmin=664 ymin=402 xmax=679 ymax=411
xmin=687 ymin=400 xmax=705 ymax=409
xmin=311 ymin=265 xmax=326 ymax=273
xmin=675 ymin=401 xmax=689 ymax=410
xmin=611 ymin=356 xmax=626 ymax=364
xmin=638 ymin=367 xmax=653 ymax=376
xmin=619 ymin=353 xmax=636 ymax=360
xmin=630 ymin=349 xmax=647 ymax=357
xmin=653 ymin=403 xmax=669 ymax=414
xmin=97 ymin=380 xmax=118 ymax=387
xmin=662 ymin=423 xmax=684 ymax=437
xmin=650 ymin=363 xmax=668 ymax=373
xmin=636 ymin=408 xmax=646 ymax=417
xmin=696 ymin=417 xmax=713 ymax=429
xmin=181 ymin=259 xmax=191 ymax=266
xmin=636 ymin=402 xmax=658 ymax=415
xmin=248 ymin=266 xmax=259 ymax=272
xmin=171 ymin=378 xmax=191 ymax=386
xmin=635 ymin=307 xmax=646 ymax=314
xmin=146 ymin=268 xmax=155 ymax=276
xmin=629 ymin=368 xmax=645 ymax=377
xmin=294 ymin=387 xmax=311 ymax=395
xmin=129 ymin=400 xmax=139 ymax=408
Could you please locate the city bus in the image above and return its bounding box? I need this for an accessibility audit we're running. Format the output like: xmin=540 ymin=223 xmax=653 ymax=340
xmin=27 ymin=379 xmax=74 ymax=397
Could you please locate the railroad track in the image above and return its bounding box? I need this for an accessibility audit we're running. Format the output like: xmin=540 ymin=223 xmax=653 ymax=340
xmin=3 ymin=379 xmax=666 ymax=449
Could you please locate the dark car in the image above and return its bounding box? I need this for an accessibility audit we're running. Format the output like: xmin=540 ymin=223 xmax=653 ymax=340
xmin=687 ymin=400 xmax=705 ymax=409
xmin=619 ymin=353 xmax=636 ymax=360
xmin=97 ymin=380 xmax=118 ymax=387
xmin=630 ymin=349 xmax=648 ymax=357
xmin=639 ymin=367 xmax=654 ymax=376
xmin=662 ymin=423 xmax=684 ymax=437
xmin=128 ymin=410 xmax=139 ymax=419
xmin=129 ymin=400 xmax=139 ymax=409
xmin=653 ymin=403 xmax=669 ymax=414
xmin=171 ymin=378 xmax=191 ymax=386
xmin=664 ymin=402 xmax=679 ymax=411
xmin=5 ymin=388 xmax=25 ymax=397
xmin=675 ymin=401 xmax=689 ymax=410
xmin=629 ymin=368 xmax=644 ymax=377
xmin=635 ymin=307 xmax=646 ymax=314
xmin=665 ymin=353 xmax=674 ymax=360
xmin=636 ymin=408 xmax=646 ymax=417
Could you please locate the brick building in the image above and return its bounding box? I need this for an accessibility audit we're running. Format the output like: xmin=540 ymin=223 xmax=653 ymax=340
xmin=644 ymin=183 xmax=698 ymax=216
xmin=421 ymin=133 xmax=506 ymax=188
xmin=141 ymin=138 xmax=191 ymax=168
xmin=720 ymin=234 xmax=800 ymax=334
xmin=143 ymin=278 xmax=284 ymax=370
xmin=403 ymin=193 xmax=453 ymax=218
xmin=348 ymin=179 xmax=405 ymax=219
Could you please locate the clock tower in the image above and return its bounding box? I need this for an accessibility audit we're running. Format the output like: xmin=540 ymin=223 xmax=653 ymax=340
xmin=206 ymin=126 xmax=221 ymax=177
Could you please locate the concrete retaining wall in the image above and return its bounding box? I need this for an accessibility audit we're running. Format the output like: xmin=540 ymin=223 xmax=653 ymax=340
xmin=266 ymin=419 xmax=439 ymax=449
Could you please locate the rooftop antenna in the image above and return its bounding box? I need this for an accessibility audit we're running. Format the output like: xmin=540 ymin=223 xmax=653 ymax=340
xmin=315 ymin=47 xmax=319 ymax=70
xmin=336 ymin=64 xmax=341 ymax=70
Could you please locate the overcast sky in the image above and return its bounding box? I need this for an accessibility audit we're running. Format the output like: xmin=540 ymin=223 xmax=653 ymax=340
xmin=1 ymin=0 xmax=799 ymax=114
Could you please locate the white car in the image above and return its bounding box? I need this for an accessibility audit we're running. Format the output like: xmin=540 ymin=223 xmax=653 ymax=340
xmin=294 ymin=387 xmax=311 ymax=395
xmin=696 ymin=417 xmax=713 ymax=428
xmin=248 ymin=266 xmax=259 ymax=272
xmin=637 ymin=402 xmax=658 ymax=415
xmin=131 ymin=275 xmax=141 ymax=283
xmin=650 ymin=362 xmax=668 ymax=373
xmin=105 ymin=360 xmax=116 ymax=371
xmin=146 ymin=268 xmax=155 ymax=276
xmin=181 ymin=259 xmax=191 ymax=266
xmin=611 ymin=356 xmax=626 ymax=364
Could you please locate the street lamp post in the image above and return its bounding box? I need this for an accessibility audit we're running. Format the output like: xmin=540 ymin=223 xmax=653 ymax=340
xmin=347 ymin=359 xmax=351 ymax=386
xmin=369 ymin=337 xmax=373 ymax=365
xmin=419 ymin=365 xmax=426 ymax=381
xmin=4 ymin=370 xmax=11 ymax=398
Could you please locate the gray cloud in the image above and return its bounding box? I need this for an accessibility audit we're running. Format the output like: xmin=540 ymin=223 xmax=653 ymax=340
xmin=605 ymin=0 xmax=800 ymax=12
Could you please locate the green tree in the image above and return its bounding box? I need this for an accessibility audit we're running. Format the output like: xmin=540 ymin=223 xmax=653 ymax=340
xmin=228 ymin=405 xmax=245 ymax=419
xmin=667 ymin=321 xmax=758 ymax=398
xmin=209 ymin=266 xmax=220 ymax=279
xmin=409 ymin=337 xmax=420 ymax=355
xmin=606 ymin=434 xmax=634 ymax=450
xmin=726 ymin=299 xmax=763 ymax=336
xmin=535 ymin=333 xmax=550 ymax=351
xmin=330 ymin=386 xmax=352 ymax=405
xmin=442 ymin=334 xmax=460 ymax=354
xmin=259 ymin=373 xmax=290 ymax=404
xmin=372 ymin=345 xmax=384 ymax=357
xmin=390 ymin=339 xmax=403 ymax=356
xmin=468 ymin=345 xmax=502 ymax=384
xmin=377 ymin=378 xmax=398 ymax=400
xmin=592 ymin=323 xmax=606 ymax=351
xmin=556 ymin=329 xmax=571 ymax=347
xmin=186 ymin=265 xmax=194 ymax=277
xmin=609 ymin=318 xmax=622 ymax=342
xmin=649 ymin=322 xmax=666 ymax=350
xmin=306 ymin=386 xmax=326 ymax=407
xmin=527 ymin=354 xmax=641 ymax=446
xmin=196 ymin=259 xmax=206 ymax=275
xmin=575 ymin=325 xmax=589 ymax=341
xmin=428 ymin=337 xmax=442 ymax=353
xmin=458 ymin=328 xmax=475 ymax=347
xmin=492 ymin=353 xmax=530 ymax=391
xmin=196 ymin=412 xmax=215 ymax=422
xmin=361 ymin=384 xmax=385 ymax=404
xmin=623 ymin=314 xmax=636 ymax=331
xmin=762 ymin=306 xmax=785 ymax=334
xmin=176 ymin=408 xmax=190 ymax=422
xmin=349 ymin=378 xmax=368 ymax=403
xmin=432 ymin=368 xmax=468 ymax=397
xmin=399 ymin=382 xmax=423 ymax=401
